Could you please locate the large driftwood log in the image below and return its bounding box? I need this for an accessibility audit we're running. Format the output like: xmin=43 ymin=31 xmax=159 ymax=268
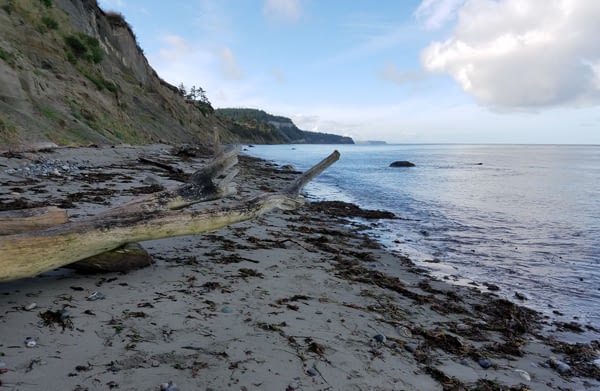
xmin=0 ymin=149 xmax=340 ymax=282
xmin=0 ymin=206 xmax=68 ymax=235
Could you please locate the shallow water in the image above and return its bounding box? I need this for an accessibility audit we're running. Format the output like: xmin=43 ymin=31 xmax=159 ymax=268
xmin=246 ymin=144 xmax=600 ymax=329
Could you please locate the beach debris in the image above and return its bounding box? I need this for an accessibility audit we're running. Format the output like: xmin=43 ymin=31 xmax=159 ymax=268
xmin=238 ymin=268 xmax=264 ymax=278
xmin=478 ymin=358 xmax=492 ymax=369
xmin=87 ymin=291 xmax=105 ymax=301
xmin=159 ymin=381 xmax=178 ymax=391
xmin=24 ymin=337 xmax=37 ymax=348
xmin=39 ymin=308 xmax=74 ymax=330
xmin=221 ymin=306 xmax=232 ymax=313
xmin=23 ymin=302 xmax=37 ymax=311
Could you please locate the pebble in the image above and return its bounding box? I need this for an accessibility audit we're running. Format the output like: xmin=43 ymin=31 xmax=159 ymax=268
xmin=23 ymin=302 xmax=37 ymax=311
xmin=306 ymin=367 xmax=318 ymax=377
xmin=404 ymin=343 xmax=417 ymax=353
xmin=478 ymin=358 xmax=492 ymax=369
xmin=5 ymin=159 xmax=87 ymax=178
xmin=24 ymin=337 xmax=37 ymax=348
xmin=456 ymin=323 xmax=470 ymax=331
xmin=221 ymin=307 xmax=232 ymax=313
xmin=554 ymin=360 xmax=571 ymax=373
xmin=159 ymin=381 xmax=178 ymax=391
xmin=151 ymin=360 xmax=160 ymax=367
xmin=514 ymin=369 xmax=531 ymax=381
xmin=373 ymin=334 xmax=386 ymax=343
xmin=87 ymin=291 xmax=105 ymax=301
xmin=396 ymin=325 xmax=412 ymax=337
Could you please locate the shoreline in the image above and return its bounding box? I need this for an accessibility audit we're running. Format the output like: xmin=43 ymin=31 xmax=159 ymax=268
xmin=1 ymin=145 xmax=599 ymax=390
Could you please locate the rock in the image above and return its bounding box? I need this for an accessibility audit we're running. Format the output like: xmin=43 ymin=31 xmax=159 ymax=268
xmin=87 ymin=291 xmax=105 ymax=301
xmin=550 ymin=358 xmax=571 ymax=373
xmin=221 ymin=307 xmax=232 ymax=313
xmin=514 ymin=369 xmax=531 ymax=381
xmin=306 ymin=367 xmax=318 ymax=376
xmin=404 ymin=343 xmax=417 ymax=353
xmin=389 ymin=161 xmax=415 ymax=168
xmin=24 ymin=337 xmax=37 ymax=348
xmin=373 ymin=334 xmax=386 ymax=343
xmin=478 ymin=358 xmax=492 ymax=369
xmin=159 ymin=381 xmax=178 ymax=391
xmin=514 ymin=291 xmax=528 ymax=300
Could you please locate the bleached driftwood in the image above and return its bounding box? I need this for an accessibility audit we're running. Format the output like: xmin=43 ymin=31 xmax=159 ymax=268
xmin=0 ymin=148 xmax=340 ymax=282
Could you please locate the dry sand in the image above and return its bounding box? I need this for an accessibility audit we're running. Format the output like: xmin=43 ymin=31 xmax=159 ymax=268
xmin=0 ymin=145 xmax=599 ymax=391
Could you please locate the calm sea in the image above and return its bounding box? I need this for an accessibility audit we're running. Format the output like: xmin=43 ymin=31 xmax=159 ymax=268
xmin=246 ymin=144 xmax=600 ymax=331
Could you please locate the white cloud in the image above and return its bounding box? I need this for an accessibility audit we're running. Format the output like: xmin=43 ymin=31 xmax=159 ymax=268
xmin=420 ymin=0 xmax=600 ymax=109
xmin=415 ymin=0 xmax=465 ymax=30
xmin=263 ymin=0 xmax=302 ymax=24
xmin=217 ymin=47 xmax=243 ymax=80
xmin=157 ymin=35 xmax=191 ymax=61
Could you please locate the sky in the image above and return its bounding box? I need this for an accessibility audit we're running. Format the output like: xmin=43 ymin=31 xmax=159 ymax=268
xmin=96 ymin=0 xmax=600 ymax=144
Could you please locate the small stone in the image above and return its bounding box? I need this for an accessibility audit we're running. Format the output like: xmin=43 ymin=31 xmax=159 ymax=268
xmin=514 ymin=369 xmax=531 ymax=381
xmin=478 ymin=358 xmax=492 ymax=369
xmin=151 ymin=360 xmax=160 ymax=367
xmin=23 ymin=302 xmax=37 ymax=311
xmin=24 ymin=337 xmax=37 ymax=348
xmin=373 ymin=334 xmax=386 ymax=343
xmin=221 ymin=307 xmax=232 ymax=313
xmin=159 ymin=381 xmax=178 ymax=391
xmin=456 ymin=323 xmax=470 ymax=331
xmin=87 ymin=291 xmax=105 ymax=301
xmin=514 ymin=291 xmax=528 ymax=300
xmin=554 ymin=360 xmax=571 ymax=373
xmin=404 ymin=343 xmax=417 ymax=353
xmin=306 ymin=367 xmax=318 ymax=377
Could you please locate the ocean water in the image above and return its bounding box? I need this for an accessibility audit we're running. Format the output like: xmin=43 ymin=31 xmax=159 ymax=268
xmin=245 ymin=144 xmax=600 ymax=330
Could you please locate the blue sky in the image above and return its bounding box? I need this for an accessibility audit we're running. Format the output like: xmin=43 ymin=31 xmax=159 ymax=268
xmin=97 ymin=0 xmax=600 ymax=144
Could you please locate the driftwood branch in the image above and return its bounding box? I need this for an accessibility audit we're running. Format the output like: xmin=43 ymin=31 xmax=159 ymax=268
xmin=0 ymin=149 xmax=339 ymax=282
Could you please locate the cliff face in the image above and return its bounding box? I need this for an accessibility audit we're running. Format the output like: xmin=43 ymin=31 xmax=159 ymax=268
xmin=216 ymin=108 xmax=354 ymax=144
xmin=0 ymin=0 xmax=235 ymax=145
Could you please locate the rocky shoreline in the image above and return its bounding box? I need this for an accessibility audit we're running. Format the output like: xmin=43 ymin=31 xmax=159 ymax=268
xmin=0 ymin=145 xmax=599 ymax=390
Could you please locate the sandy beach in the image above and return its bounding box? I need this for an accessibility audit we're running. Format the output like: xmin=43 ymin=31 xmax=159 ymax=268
xmin=1 ymin=145 xmax=599 ymax=391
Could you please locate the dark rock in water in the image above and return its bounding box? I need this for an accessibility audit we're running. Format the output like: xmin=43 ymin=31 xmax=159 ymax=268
xmin=390 ymin=161 xmax=415 ymax=167
xmin=483 ymin=282 xmax=500 ymax=291
xmin=514 ymin=291 xmax=528 ymax=300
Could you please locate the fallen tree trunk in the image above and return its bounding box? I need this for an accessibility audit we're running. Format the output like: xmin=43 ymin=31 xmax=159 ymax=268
xmin=0 ymin=206 xmax=68 ymax=235
xmin=0 ymin=150 xmax=340 ymax=282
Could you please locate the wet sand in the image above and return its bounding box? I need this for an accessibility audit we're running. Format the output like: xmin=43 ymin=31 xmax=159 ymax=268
xmin=0 ymin=145 xmax=599 ymax=390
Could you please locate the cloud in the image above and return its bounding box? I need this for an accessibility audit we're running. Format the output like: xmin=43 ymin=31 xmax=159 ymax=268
xmin=217 ymin=47 xmax=243 ymax=80
xmin=420 ymin=0 xmax=600 ymax=109
xmin=415 ymin=0 xmax=465 ymax=30
xmin=263 ymin=0 xmax=302 ymax=24
xmin=379 ymin=61 xmax=426 ymax=85
xmin=157 ymin=35 xmax=191 ymax=61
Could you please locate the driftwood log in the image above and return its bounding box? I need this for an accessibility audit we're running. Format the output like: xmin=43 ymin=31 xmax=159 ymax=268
xmin=0 ymin=147 xmax=340 ymax=282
